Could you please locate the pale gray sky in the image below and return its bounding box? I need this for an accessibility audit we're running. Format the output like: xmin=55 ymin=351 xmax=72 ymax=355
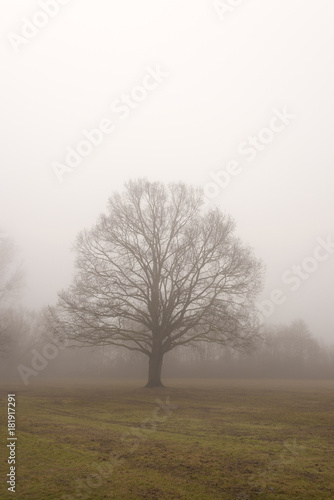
xmin=1 ymin=0 xmax=333 ymax=342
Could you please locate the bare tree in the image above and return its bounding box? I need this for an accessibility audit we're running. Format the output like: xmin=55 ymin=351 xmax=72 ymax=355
xmin=47 ymin=180 xmax=263 ymax=386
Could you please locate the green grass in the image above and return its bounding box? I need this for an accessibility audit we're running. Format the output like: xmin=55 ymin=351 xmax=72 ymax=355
xmin=1 ymin=378 xmax=334 ymax=499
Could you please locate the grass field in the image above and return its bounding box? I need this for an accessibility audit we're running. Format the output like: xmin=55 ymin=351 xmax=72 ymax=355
xmin=1 ymin=378 xmax=333 ymax=499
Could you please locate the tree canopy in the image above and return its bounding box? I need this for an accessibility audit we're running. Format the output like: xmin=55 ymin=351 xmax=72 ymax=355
xmin=47 ymin=179 xmax=264 ymax=386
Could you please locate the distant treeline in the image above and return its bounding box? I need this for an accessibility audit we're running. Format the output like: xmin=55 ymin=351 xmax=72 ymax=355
xmin=164 ymin=320 xmax=334 ymax=379
xmin=1 ymin=312 xmax=333 ymax=382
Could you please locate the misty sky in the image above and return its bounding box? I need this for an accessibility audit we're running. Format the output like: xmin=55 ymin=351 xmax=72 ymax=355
xmin=0 ymin=0 xmax=333 ymax=343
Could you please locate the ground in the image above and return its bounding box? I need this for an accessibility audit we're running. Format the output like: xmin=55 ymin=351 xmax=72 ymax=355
xmin=0 ymin=379 xmax=333 ymax=499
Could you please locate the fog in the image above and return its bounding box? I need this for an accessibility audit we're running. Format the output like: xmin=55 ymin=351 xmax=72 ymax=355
xmin=2 ymin=315 xmax=334 ymax=385
xmin=1 ymin=0 xmax=334 ymax=354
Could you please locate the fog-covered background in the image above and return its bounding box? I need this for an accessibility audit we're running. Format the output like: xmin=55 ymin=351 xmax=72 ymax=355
xmin=1 ymin=0 xmax=333 ymax=346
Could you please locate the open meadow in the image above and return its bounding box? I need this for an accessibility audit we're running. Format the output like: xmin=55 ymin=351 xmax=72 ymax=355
xmin=1 ymin=379 xmax=334 ymax=499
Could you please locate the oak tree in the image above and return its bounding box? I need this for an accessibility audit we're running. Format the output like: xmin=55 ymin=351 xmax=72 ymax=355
xmin=47 ymin=180 xmax=263 ymax=386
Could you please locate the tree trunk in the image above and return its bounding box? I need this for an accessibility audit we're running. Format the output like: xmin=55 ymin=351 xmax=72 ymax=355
xmin=146 ymin=350 xmax=164 ymax=387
